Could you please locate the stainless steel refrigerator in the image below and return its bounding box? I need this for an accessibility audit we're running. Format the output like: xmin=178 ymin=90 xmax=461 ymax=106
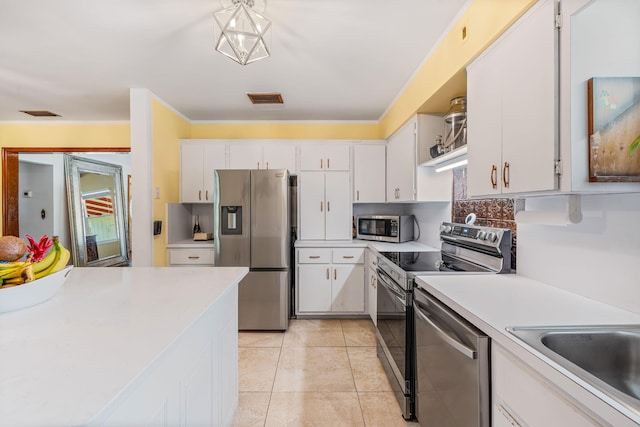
xmin=214 ymin=169 xmax=291 ymax=331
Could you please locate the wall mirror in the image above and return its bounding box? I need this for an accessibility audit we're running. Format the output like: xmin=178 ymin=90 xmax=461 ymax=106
xmin=64 ymin=154 xmax=130 ymax=267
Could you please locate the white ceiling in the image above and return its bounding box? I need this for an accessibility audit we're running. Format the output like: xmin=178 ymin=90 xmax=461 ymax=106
xmin=0 ymin=0 xmax=469 ymax=122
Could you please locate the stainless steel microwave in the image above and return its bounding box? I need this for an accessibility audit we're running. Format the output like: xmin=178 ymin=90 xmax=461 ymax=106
xmin=356 ymin=215 xmax=415 ymax=243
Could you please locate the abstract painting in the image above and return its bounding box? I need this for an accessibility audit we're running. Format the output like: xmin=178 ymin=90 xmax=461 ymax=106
xmin=588 ymin=77 xmax=640 ymax=182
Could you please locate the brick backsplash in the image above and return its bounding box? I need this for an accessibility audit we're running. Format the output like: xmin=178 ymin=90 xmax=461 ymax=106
xmin=452 ymin=166 xmax=517 ymax=271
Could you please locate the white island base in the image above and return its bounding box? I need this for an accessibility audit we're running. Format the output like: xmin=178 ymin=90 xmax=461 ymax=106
xmin=0 ymin=266 xmax=248 ymax=427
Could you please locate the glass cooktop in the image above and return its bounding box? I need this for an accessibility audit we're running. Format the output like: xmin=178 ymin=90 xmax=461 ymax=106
xmin=378 ymin=251 xmax=490 ymax=273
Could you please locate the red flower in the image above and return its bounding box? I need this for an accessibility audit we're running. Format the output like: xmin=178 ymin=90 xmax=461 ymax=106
xmin=25 ymin=234 xmax=53 ymax=262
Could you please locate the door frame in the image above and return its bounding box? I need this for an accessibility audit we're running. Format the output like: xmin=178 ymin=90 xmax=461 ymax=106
xmin=2 ymin=147 xmax=130 ymax=237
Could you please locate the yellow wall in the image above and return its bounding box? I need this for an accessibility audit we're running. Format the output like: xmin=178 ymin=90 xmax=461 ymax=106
xmin=191 ymin=122 xmax=380 ymax=140
xmin=0 ymin=123 xmax=130 ymax=235
xmin=379 ymin=0 xmax=538 ymax=138
xmin=151 ymin=100 xmax=191 ymax=266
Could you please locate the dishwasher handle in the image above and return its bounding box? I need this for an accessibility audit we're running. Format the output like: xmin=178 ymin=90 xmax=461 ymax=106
xmin=414 ymin=301 xmax=477 ymax=360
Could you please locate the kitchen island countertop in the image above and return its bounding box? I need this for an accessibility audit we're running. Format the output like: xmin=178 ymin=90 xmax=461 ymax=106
xmin=415 ymin=274 xmax=640 ymax=426
xmin=0 ymin=266 xmax=248 ymax=426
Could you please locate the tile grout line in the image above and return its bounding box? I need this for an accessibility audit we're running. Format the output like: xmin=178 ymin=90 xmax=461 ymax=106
xmin=262 ymin=334 xmax=284 ymax=427
xmin=342 ymin=319 xmax=369 ymax=426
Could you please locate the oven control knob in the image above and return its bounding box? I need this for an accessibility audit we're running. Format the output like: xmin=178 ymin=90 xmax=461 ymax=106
xmin=486 ymin=232 xmax=498 ymax=242
xmin=477 ymin=231 xmax=487 ymax=240
xmin=440 ymin=224 xmax=452 ymax=234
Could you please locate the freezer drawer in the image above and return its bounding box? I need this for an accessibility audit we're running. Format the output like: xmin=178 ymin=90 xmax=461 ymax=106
xmin=238 ymin=271 xmax=289 ymax=331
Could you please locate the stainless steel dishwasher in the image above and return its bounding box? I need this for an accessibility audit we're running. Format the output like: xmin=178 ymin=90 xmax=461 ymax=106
xmin=413 ymin=287 xmax=490 ymax=427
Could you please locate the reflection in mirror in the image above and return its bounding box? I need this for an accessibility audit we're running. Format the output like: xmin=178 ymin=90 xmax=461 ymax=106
xmin=64 ymin=154 xmax=130 ymax=267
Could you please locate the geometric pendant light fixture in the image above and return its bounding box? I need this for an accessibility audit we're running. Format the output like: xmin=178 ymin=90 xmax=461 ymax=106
xmin=213 ymin=0 xmax=272 ymax=65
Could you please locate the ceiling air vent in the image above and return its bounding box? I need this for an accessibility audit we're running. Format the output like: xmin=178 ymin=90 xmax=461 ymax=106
xmin=20 ymin=110 xmax=61 ymax=117
xmin=247 ymin=93 xmax=283 ymax=105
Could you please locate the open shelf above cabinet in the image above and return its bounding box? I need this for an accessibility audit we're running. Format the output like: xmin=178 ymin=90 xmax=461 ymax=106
xmin=420 ymin=145 xmax=467 ymax=167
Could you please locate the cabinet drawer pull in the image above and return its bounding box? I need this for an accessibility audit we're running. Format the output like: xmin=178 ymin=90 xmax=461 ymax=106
xmin=327 ymin=158 xmax=330 ymax=169
xmin=490 ymin=165 xmax=497 ymax=189
xmin=188 ymin=256 xmax=200 ymax=260
xmin=342 ymin=255 xmax=354 ymax=259
xmin=198 ymin=190 xmax=202 ymax=201
xmin=327 ymin=201 xmax=330 ymax=211
xmin=503 ymin=161 xmax=510 ymax=188
xmin=320 ymin=201 xmax=323 ymax=212
xmin=320 ymin=159 xmax=323 ymax=169
xmin=334 ymin=269 xmax=337 ymax=280
xmin=326 ymin=268 xmax=329 ymax=279
xmin=309 ymin=255 xmax=321 ymax=259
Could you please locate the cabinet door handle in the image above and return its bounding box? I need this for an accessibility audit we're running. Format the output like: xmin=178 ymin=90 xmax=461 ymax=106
xmin=309 ymin=255 xmax=321 ymax=259
xmin=490 ymin=165 xmax=497 ymax=189
xmin=334 ymin=268 xmax=337 ymax=280
xmin=356 ymin=190 xmax=359 ymax=201
xmin=198 ymin=190 xmax=202 ymax=201
xmin=503 ymin=161 xmax=510 ymax=188
xmin=320 ymin=201 xmax=323 ymax=212
xmin=266 ymin=161 xmax=269 ymax=169
xmin=257 ymin=162 xmax=260 ymax=169
xmin=320 ymin=159 xmax=323 ymax=169
xmin=327 ymin=158 xmax=330 ymax=169
xmin=188 ymin=256 xmax=200 ymax=260
xmin=326 ymin=268 xmax=329 ymax=279
xmin=327 ymin=201 xmax=330 ymax=211
xmin=342 ymin=255 xmax=354 ymax=259
xmin=205 ymin=190 xmax=209 ymax=200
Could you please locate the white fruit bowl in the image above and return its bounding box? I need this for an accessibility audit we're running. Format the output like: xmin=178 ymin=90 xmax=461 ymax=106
xmin=0 ymin=266 xmax=73 ymax=314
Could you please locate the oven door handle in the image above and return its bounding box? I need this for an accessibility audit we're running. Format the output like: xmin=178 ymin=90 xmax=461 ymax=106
xmin=376 ymin=269 xmax=406 ymax=304
xmin=414 ymin=302 xmax=476 ymax=360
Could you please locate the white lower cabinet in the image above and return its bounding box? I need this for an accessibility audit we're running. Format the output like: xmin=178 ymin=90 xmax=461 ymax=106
xmin=297 ymin=247 xmax=365 ymax=315
xmin=365 ymin=249 xmax=378 ymax=324
xmin=98 ymin=285 xmax=238 ymax=427
xmin=167 ymin=247 xmax=214 ymax=266
xmin=492 ymin=344 xmax=599 ymax=427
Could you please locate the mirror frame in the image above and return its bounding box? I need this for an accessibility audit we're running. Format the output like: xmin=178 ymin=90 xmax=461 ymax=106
xmin=64 ymin=154 xmax=130 ymax=267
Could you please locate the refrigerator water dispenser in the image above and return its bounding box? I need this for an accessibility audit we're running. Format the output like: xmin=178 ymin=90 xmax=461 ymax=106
xmin=221 ymin=206 xmax=243 ymax=235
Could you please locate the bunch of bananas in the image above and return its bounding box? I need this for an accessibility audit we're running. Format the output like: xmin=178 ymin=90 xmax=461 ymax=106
xmin=0 ymin=236 xmax=70 ymax=288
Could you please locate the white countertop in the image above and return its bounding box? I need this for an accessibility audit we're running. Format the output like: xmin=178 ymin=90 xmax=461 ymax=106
xmin=0 ymin=266 xmax=248 ymax=426
xmin=166 ymin=239 xmax=214 ymax=249
xmin=295 ymin=239 xmax=439 ymax=252
xmin=415 ymin=274 xmax=640 ymax=425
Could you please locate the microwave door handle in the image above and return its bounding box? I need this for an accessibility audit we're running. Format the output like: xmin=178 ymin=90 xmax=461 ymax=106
xmin=414 ymin=302 xmax=476 ymax=360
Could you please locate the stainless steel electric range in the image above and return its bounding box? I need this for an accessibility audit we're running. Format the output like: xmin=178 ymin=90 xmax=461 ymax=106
xmin=375 ymin=221 xmax=512 ymax=420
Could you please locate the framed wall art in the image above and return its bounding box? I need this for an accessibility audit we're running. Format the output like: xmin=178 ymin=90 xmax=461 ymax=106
xmin=588 ymin=76 xmax=640 ymax=182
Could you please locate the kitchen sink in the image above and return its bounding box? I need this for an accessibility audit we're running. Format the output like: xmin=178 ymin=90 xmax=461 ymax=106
xmin=507 ymin=325 xmax=640 ymax=417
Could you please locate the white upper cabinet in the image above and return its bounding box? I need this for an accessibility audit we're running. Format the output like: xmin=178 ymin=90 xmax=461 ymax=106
xmin=180 ymin=141 xmax=226 ymax=203
xmin=467 ymin=0 xmax=640 ymax=197
xmin=228 ymin=143 xmax=296 ymax=172
xmin=558 ymin=0 xmax=640 ymax=193
xmin=299 ymin=171 xmax=351 ymax=240
xmin=467 ymin=0 xmax=557 ymax=197
xmin=263 ymin=145 xmax=297 ymax=172
xmin=387 ymin=115 xmax=452 ymax=202
xmin=387 ymin=119 xmax=416 ymax=202
xmin=300 ymin=144 xmax=350 ymax=171
xmin=353 ymin=144 xmax=386 ymax=203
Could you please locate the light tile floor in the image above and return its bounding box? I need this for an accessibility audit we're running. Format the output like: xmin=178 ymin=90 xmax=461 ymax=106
xmin=234 ymin=319 xmax=420 ymax=427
